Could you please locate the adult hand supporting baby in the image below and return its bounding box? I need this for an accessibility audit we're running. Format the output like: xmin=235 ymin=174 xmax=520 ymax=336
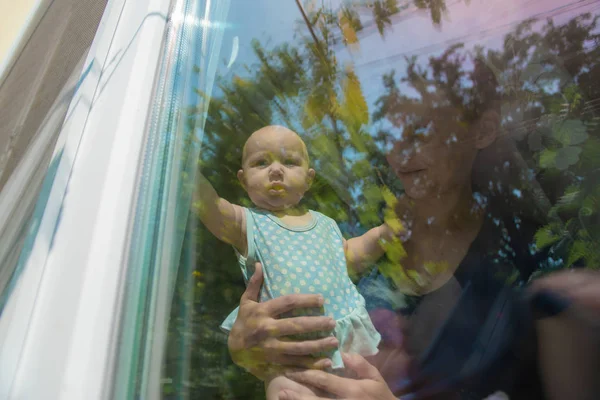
xmin=228 ymin=262 xmax=340 ymax=380
xmin=278 ymin=353 xmax=397 ymax=400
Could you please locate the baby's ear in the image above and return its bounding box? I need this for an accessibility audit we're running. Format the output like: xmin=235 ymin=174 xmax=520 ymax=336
xmin=237 ymin=169 xmax=246 ymax=188
xmin=307 ymin=168 xmax=316 ymax=187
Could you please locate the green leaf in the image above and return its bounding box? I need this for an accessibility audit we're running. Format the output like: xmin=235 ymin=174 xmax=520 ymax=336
xmin=534 ymin=225 xmax=562 ymax=249
xmin=338 ymin=7 xmax=361 ymax=47
xmin=362 ymin=183 xmax=383 ymax=205
xmin=580 ymin=137 xmax=600 ymax=169
xmin=350 ymin=158 xmax=372 ymax=178
xmin=311 ymin=134 xmax=341 ymax=164
xmin=581 ymin=194 xmax=598 ymax=217
xmin=303 ymin=93 xmax=327 ymax=127
xmin=567 ymin=240 xmax=586 ymax=267
xmin=539 ymin=149 xmax=557 ymax=169
xmin=341 ymin=69 xmax=369 ymax=127
xmin=564 ymin=84 xmax=583 ymax=109
xmin=557 ymin=184 xmax=581 ymax=211
xmin=555 ymin=146 xmax=582 ymax=170
xmin=552 ymin=119 xmax=588 ymax=146
xmin=567 ymin=129 xmax=588 ymax=146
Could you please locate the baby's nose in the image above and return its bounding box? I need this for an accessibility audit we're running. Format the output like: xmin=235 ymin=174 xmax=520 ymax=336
xmin=269 ymin=163 xmax=284 ymax=176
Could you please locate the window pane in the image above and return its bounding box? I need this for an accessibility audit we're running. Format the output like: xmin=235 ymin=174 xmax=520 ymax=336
xmin=123 ymin=1 xmax=600 ymax=399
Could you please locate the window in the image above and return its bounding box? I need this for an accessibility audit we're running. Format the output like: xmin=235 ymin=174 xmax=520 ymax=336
xmin=0 ymin=0 xmax=108 ymax=314
xmin=118 ymin=1 xmax=600 ymax=399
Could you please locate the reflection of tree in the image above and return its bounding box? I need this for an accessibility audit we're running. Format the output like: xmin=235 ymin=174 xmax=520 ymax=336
xmin=162 ymin=3 xmax=600 ymax=399
xmin=519 ymin=14 xmax=600 ymax=270
xmin=373 ymin=12 xmax=600 ymax=274
xmin=486 ymin=13 xmax=600 ymax=270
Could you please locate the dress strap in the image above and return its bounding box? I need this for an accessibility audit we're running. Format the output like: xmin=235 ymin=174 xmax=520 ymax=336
xmin=314 ymin=211 xmax=345 ymax=241
xmin=233 ymin=207 xmax=257 ymax=283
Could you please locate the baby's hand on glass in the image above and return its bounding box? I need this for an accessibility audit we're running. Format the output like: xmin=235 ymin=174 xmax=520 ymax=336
xmin=380 ymin=190 xmax=412 ymax=243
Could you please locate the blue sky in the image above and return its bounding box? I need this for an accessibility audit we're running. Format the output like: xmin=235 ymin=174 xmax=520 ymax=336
xmin=191 ymin=0 xmax=598 ymax=162
xmin=218 ymin=0 xmax=599 ymax=108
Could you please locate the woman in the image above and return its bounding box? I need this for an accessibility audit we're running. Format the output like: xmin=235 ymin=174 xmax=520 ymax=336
xmin=352 ymin=59 xmax=549 ymax=398
xmin=225 ymin=60 xmax=593 ymax=399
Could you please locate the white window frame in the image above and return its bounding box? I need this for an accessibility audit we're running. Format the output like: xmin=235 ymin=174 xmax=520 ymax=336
xmin=0 ymin=0 xmax=172 ymax=398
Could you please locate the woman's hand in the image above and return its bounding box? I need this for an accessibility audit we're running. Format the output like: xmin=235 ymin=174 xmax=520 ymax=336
xmin=278 ymin=353 xmax=397 ymax=400
xmin=531 ymin=269 xmax=600 ymax=314
xmin=531 ymin=270 xmax=600 ymax=400
xmin=228 ymin=263 xmax=340 ymax=380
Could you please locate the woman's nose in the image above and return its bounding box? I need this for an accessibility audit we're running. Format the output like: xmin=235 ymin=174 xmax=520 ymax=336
xmin=387 ymin=141 xmax=414 ymax=166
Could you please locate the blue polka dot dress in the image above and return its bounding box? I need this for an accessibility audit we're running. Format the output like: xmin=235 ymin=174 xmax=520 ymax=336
xmin=221 ymin=208 xmax=381 ymax=369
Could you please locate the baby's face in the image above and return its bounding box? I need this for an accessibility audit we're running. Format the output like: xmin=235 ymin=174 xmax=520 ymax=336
xmin=238 ymin=126 xmax=315 ymax=211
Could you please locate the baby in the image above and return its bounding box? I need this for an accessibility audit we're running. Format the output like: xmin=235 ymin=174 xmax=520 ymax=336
xmin=194 ymin=125 xmax=396 ymax=399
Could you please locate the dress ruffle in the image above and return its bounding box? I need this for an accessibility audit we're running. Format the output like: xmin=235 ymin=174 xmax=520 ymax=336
xmin=220 ymin=296 xmax=381 ymax=370
xmin=329 ymin=296 xmax=381 ymax=369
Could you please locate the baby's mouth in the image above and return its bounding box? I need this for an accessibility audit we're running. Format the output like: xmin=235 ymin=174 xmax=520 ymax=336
xmin=268 ymin=183 xmax=286 ymax=194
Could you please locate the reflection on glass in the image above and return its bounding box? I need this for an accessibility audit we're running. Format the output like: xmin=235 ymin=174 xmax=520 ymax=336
xmin=149 ymin=1 xmax=600 ymax=399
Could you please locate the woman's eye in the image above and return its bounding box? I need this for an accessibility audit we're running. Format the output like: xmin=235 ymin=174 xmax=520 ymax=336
xmin=415 ymin=121 xmax=434 ymax=137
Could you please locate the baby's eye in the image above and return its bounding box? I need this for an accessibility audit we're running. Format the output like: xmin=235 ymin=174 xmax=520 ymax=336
xmin=253 ymin=159 xmax=269 ymax=167
xmin=284 ymin=158 xmax=300 ymax=166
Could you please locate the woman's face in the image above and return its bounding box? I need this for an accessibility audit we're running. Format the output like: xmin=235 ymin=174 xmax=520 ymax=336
xmin=386 ymin=107 xmax=480 ymax=200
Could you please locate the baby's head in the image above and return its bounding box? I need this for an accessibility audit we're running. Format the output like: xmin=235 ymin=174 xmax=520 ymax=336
xmin=237 ymin=125 xmax=315 ymax=211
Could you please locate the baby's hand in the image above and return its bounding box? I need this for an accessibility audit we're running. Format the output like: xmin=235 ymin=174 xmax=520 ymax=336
xmin=380 ymin=222 xmax=410 ymax=245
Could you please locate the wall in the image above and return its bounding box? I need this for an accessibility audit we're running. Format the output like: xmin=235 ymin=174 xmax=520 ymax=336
xmin=0 ymin=0 xmax=41 ymax=73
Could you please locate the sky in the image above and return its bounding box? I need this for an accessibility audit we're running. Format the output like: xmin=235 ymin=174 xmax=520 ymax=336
xmin=193 ymin=0 xmax=600 ymax=187
xmin=215 ymin=0 xmax=600 ymax=110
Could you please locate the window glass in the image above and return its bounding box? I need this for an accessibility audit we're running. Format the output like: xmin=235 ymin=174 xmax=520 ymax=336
xmin=122 ymin=1 xmax=600 ymax=399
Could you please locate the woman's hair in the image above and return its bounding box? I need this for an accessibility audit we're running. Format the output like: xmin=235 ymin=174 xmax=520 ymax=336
xmin=468 ymin=58 xmax=547 ymax=221
xmin=467 ymin=57 xmax=550 ymax=279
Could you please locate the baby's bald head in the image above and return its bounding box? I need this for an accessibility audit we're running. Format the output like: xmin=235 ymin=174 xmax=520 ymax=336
xmin=237 ymin=125 xmax=315 ymax=211
xmin=242 ymin=125 xmax=309 ymax=166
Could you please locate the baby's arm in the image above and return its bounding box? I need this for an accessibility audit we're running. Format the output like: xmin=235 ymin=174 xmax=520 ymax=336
xmin=193 ymin=172 xmax=247 ymax=254
xmin=344 ymin=224 xmax=396 ymax=274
